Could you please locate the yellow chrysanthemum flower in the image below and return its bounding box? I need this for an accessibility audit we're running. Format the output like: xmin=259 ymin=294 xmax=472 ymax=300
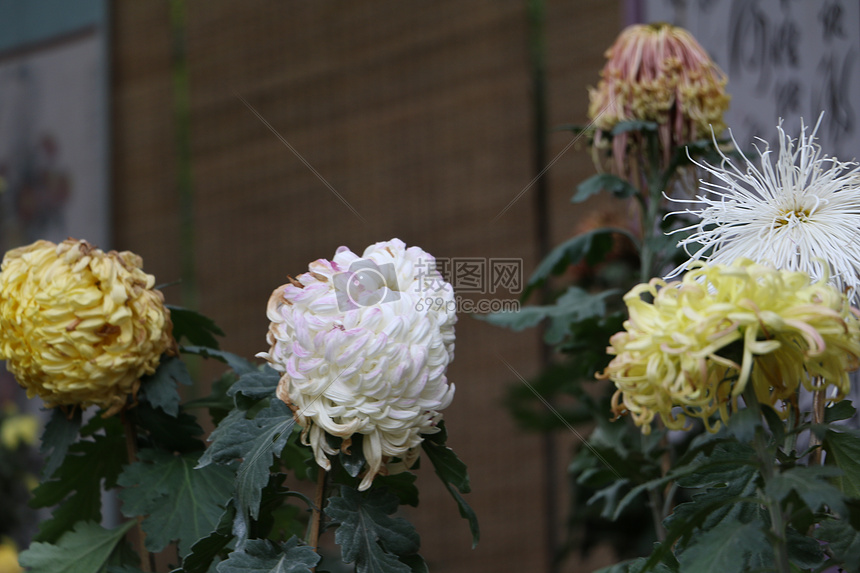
xmin=0 ymin=239 xmax=175 ymax=416
xmin=0 ymin=413 xmax=38 ymax=450
xmin=599 ymin=260 xmax=860 ymax=433
xmin=0 ymin=539 xmax=21 ymax=573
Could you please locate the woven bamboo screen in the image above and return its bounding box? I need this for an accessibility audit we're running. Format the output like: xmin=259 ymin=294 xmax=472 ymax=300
xmin=111 ymin=1 xmax=622 ymax=571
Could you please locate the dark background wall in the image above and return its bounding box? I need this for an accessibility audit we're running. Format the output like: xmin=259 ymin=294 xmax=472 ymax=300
xmin=111 ymin=2 xmax=622 ymax=571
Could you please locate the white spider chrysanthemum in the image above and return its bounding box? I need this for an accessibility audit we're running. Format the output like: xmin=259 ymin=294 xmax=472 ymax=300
xmin=259 ymin=239 xmax=456 ymax=490
xmin=669 ymin=116 xmax=860 ymax=302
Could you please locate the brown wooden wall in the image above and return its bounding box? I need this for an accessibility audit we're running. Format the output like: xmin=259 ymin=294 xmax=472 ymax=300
xmin=111 ymin=2 xmax=622 ymax=571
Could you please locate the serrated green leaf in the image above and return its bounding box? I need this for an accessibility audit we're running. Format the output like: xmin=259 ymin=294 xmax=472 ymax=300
xmin=613 ymin=440 xmax=756 ymax=521
xmin=181 ymin=346 xmax=256 ymax=374
xmin=441 ymin=482 xmax=480 ymax=549
xmin=133 ymin=402 xmax=205 ymax=453
xmin=326 ymin=486 xmax=419 ymax=573
xmin=139 ymin=356 xmax=192 ymax=417
xmin=815 ymin=517 xmax=860 ymax=570
xmin=181 ymin=504 xmax=236 ymax=573
xmin=676 ymin=519 xmax=770 ymax=573
xmin=39 ymin=408 xmax=82 ymax=478
xmin=374 ymin=472 xmax=419 ymax=508
xmin=117 ymin=448 xmax=234 ymax=556
xmin=338 ymin=434 xmax=366 ymax=478
xmin=825 ymin=400 xmax=856 ymax=423
xmin=197 ymin=400 xmax=295 ymax=523
xmin=726 ymin=405 xmax=760 ymax=443
xmin=421 ymin=424 xmax=478 ymax=547
xmin=825 ymin=429 xmax=860 ymax=498
xmin=664 ymin=462 xmax=761 ymax=547
xmin=215 ymin=537 xmax=319 ymax=573
xmin=168 ymin=305 xmax=225 ymax=349
xmin=421 ymin=426 xmax=469 ymax=494
xmin=31 ymin=428 xmax=126 ymax=543
xmin=765 ymin=466 xmax=846 ymax=516
xmin=521 ymin=228 xmax=638 ymax=298
xmin=480 ymin=286 xmax=613 ymax=344
xmin=573 ymin=173 xmax=639 ymax=203
xmin=398 ymin=554 xmax=428 ymax=573
xmin=227 ymin=367 xmax=281 ymax=401
xmin=19 ymin=520 xmax=136 ymax=573
xmin=786 ymin=526 xmax=826 ymax=569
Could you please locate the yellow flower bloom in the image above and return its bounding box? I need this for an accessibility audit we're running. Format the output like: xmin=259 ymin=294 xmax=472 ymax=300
xmin=588 ymin=22 xmax=730 ymax=174
xmin=0 ymin=413 xmax=39 ymax=450
xmin=599 ymin=260 xmax=860 ymax=433
xmin=0 ymin=239 xmax=175 ymax=416
xmin=0 ymin=540 xmax=21 ymax=573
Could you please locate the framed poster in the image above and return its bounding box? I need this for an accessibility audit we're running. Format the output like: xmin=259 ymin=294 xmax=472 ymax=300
xmin=643 ymin=0 xmax=860 ymax=157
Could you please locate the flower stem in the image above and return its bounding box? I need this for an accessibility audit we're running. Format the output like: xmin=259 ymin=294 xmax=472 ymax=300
xmin=308 ymin=465 xmax=327 ymax=569
xmin=743 ymin=386 xmax=790 ymax=573
xmin=121 ymin=411 xmax=153 ymax=573
xmin=810 ymin=379 xmax=825 ymax=465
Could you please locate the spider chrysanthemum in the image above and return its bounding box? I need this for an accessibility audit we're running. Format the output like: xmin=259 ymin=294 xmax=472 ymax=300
xmin=671 ymin=117 xmax=860 ymax=303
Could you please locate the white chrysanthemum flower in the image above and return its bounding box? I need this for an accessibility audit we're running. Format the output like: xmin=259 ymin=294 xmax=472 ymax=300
xmin=259 ymin=238 xmax=456 ymax=490
xmin=669 ymin=116 xmax=860 ymax=302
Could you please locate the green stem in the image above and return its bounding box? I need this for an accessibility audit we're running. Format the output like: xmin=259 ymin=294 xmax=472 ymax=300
xmin=743 ymin=385 xmax=790 ymax=573
xmin=121 ymin=411 xmax=153 ymax=573
xmin=638 ymin=135 xmax=664 ymax=283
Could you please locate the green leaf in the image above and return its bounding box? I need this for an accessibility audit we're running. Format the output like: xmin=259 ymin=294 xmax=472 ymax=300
xmin=19 ymin=520 xmax=136 ymax=573
xmin=168 ymin=305 xmax=225 ymax=349
xmin=825 ymin=400 xmax=856 ymax=423
xmin=117 ymin=448 xmax=234 ymax=556
xmin=227 ymin=367 xmax=281 ymax=401
xmin=39 ymin=408 xmax=82 ymax=478
xmin=613 ymin=440 xmax=756 ymax=521
xmin=374 ymin=472 xmax=419 ymax=508
xmin=215 ymin=537 xmax=319 ymax=573
xmin=133 ymin=402 xmax=205 ymax=453
xmin=815 ymin=517 xmax=860 ymax=570
xmin=594 ymin=556 xmax=678 ymax=573
xmin=181 ymin=346 xmax=256 ymax=374
xmin=326 ymin=486 xmax=419 ymax=573
xmin=726 ymin=405 xmax=760 ymax=443
xmin=197 ymin=399 xmax=295 ymax=523
xmin=480 ymin=286 xmax=613 ymax=344
xmin=676 ymin=519 xmax=770 ymax=573
xmin=421 ymin=423 xmax=479 ymax=547
xmin=765 ymin=466 xmax=846 ymax=516
xmin=573 ymin=173 xmax=638 ymax=203
xmin=521 ymin=228 xmax=638 ymax=298
xmin=180 ymin=504 xmax=236 ymax=573
xmin=31 ymin=426 xmax=126 ymax=543
xmin=664 ymin=462 xmax=761 ymax=547
xmin=421 ymin=425 xmax=469 ymax=494
xmin=139 ymin=356 xmax=192 ymax=417
xmin=825 ymin=429 xmax=860 ymax=498
xmin=786 ymin=527 xmax=826 ymax=569
xmin=338 ymin=438 xmax=367 ymax=479
xmin=398 ymin=554 xmax=429 ymax=573
xmin=610 ymin=119 xmax=658 ymax=135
